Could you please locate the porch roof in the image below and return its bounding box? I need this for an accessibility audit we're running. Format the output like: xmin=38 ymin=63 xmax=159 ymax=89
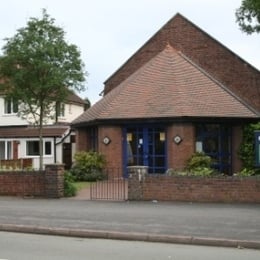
xmin=72 ymin=44 xmax=259 ymax=126
xmin=0 ymin=125 xmax=70 ymax=138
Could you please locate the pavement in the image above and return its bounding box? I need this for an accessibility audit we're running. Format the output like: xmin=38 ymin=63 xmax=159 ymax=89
xmin=0 ymin=196 xmax=260 ymax=249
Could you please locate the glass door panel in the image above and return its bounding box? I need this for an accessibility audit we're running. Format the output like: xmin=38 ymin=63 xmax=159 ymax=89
xmin=126 ymin=126 xmax=166 ymax=174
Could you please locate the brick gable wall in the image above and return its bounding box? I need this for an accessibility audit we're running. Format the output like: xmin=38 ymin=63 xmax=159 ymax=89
xmin=104 ymin=14 xmax=260 ymax=112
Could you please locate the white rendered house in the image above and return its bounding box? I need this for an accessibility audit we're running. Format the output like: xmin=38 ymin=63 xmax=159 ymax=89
xmin=0 ymin=92 xmax=86 ymax=169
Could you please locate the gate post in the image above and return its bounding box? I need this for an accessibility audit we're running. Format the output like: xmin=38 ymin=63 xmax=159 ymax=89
xmin=127 ymin=166 xmax=148 ymax=200
xmin=45 ymin=164 xmax=64 ymax=198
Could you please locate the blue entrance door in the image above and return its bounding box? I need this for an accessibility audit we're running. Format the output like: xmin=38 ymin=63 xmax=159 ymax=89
xmin=124 ymin=126 xmax=166 ymax=175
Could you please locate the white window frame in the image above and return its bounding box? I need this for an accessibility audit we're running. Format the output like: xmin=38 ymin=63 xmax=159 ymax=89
xmin=57 ymin=102 xmax=65 ymax=118
xmin=0 ymin=140 xmax=13 ymax=160
xmin=26 ymin=139 xmax=53 ymax=157
xmin=4 ymin=98 xmax=18 ymax=115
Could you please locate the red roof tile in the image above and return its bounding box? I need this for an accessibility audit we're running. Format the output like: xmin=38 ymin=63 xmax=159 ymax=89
xmin=73 ymin=45 xmax=259 ymax=125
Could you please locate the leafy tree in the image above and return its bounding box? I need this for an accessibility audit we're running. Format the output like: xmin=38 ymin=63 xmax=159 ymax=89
xmin=0 ymin=9 xmax=87 ymax=169
xmin=236 ymin=0 xmax=260 ymax=34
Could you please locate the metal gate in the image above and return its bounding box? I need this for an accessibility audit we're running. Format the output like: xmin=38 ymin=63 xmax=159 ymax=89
xmin=90 ymin=169 xmax=128 ymax=201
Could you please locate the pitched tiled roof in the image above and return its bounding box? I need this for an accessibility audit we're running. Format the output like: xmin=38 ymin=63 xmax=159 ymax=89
xmin=72 ymin=45 xmax=259 ymax=126
xmin=0 ymin=125 xmax=69 ymax=138
xmin=103 ymin=13 xmax=260 ymax=113
xmin=0 ymin=87 xmax=85 ymax=106
xmin=66 ymin=91 xmax=86 ymax=105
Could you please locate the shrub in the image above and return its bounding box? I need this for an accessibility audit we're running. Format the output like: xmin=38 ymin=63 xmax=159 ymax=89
xmin=186 ymin=152 xmax=214 ymax=176
xmin=239 ymin=122 xmax=260 ymax=174
xmin=188 ymin=166 xmax=214 ymax=177
xmin=64 ymin=171 xmax=77 ymax=197
xmin=70 ymin=151 xmax=106 ymax=181
xmin=236 ymin=168 xmax=259 ymax=177
xmin=166 ymin=168 xmax=187 ymax=176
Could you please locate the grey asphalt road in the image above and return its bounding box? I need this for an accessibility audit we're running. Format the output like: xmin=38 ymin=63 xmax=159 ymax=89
xmin=0 ymin=197 xmax=259 ymax=242
xmin=1 ymin=231 xmax=260 ymax=260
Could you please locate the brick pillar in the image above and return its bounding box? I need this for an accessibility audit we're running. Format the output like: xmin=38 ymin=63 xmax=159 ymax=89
xmin=127 ymin=166 xmax=148 ymax=200
xmin=45 ymin=164 xmax=64 ymax=198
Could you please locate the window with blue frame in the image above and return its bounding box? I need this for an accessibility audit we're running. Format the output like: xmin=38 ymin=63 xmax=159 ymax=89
xmin=125 ymin=126 xmax=166 ymax=174
xmin=195 ymin=124 xmax=231 ymax=174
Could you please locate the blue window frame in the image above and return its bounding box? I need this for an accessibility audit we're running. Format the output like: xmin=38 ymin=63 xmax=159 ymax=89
xmin=123 ymin=126 xmax=167 ymax=176
xmin=195 ymin=124 xmax=231 ymax=174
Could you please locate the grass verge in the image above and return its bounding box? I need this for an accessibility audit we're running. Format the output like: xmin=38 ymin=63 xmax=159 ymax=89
xmin=74 ymin=182 xmax=91 ymax=191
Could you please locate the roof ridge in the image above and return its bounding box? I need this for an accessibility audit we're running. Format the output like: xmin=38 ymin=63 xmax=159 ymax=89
xmin=173 ymin=13 xmax=260 ymax=73
xmin=103 ymin=13 xmax=181 ymax=86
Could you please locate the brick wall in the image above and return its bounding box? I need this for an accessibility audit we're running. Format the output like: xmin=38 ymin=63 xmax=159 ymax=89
xmin=232 ymin=126 xmax=243 ymax=173
xmin=0 ymin=171 xmax=45 ymax=197
xmin=75 ymin=128 xmax=88 ymax=151
xmin=104 ymin=14 xmax=260 ymax=112
xmin=0 ymin=164 xmax=64 ymax=198
xmin=76 ymin=123 xmax=244 ymax=176
xmin=98 ymin=126 xmax=123 ymax=170
xmin=167 ymin=123 xmax=195 ymax=171
xmin=128 ymin=172 xmax=260 ymax=203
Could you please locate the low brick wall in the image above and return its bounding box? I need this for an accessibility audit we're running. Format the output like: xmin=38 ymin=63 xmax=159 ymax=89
xmin=128 ymin=169 xmax=260 ymax=203
xmin=0 ymin=171 xmax=45 ymax=197
xmin=0 ymin=164 xmax=64 ymax=198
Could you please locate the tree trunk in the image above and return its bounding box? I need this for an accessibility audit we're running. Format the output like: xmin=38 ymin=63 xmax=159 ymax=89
xmin=39 ymin=105 xmax=44 ymax=171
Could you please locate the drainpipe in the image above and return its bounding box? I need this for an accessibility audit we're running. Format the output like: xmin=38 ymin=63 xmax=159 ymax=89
xmin=55 ymin=129 xmax=72 ymax=164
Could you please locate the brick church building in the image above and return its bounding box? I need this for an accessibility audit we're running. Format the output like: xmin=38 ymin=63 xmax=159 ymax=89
xmin=72 ymin=13 xmax=260 ymax=177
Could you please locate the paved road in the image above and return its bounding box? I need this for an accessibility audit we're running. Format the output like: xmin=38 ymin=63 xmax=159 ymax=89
xmin=0 ymin=197 xmax=259 ymax=244
xmin=1 ymin=231 xmax=260 ymax=260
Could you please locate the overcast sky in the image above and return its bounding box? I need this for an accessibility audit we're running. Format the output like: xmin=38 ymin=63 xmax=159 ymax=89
xmin=1 ymin=0 xmax=259 ymax=104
